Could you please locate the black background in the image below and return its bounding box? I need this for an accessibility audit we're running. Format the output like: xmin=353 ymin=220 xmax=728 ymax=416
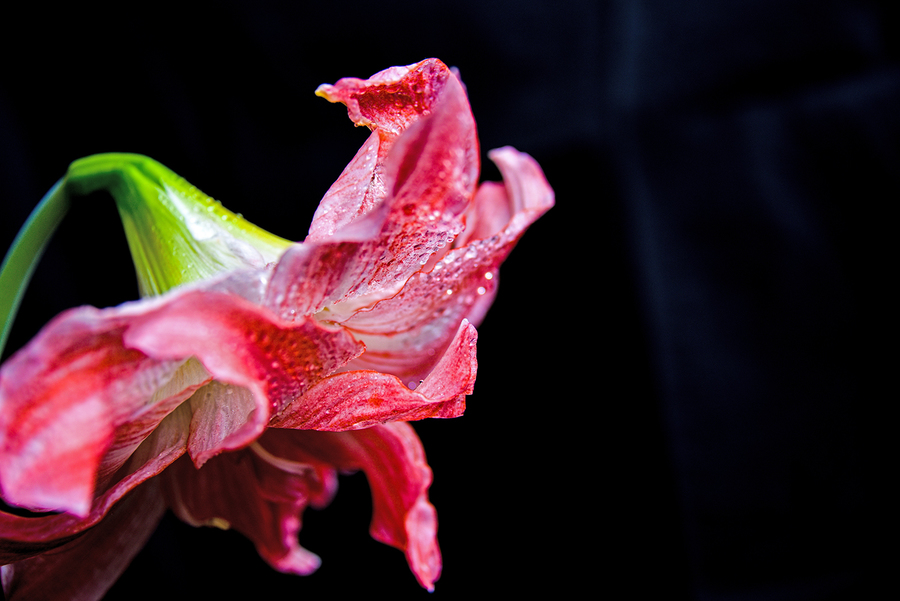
xmin=1 ymin=1 xmax=895 ymax=599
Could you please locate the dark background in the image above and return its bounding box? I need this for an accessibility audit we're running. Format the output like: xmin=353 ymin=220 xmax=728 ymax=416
xmin=1 ymin=1 xmax=894 ymax=598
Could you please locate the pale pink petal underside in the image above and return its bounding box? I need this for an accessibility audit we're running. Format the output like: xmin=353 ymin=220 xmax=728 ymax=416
xmin=0 ymin=307 xmax=203 ymax=517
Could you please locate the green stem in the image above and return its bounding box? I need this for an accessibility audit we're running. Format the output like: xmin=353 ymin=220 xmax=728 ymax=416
xmin=0 ymin=178 xmax=70 ymax=358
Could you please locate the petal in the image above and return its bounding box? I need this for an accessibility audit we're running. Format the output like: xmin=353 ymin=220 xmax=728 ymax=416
xmin=0 ymin=401 xmax=191 ymax=563
xmin=160 ymin=437 xmax=337 ymax=577
xmin=0 ymin=283 xmax=363 ymax=515
xmin=283 ymin=59 xmax=478 ymax=319
xmin=269 ymin=319 xmax=476 ymax=430
xmin=1 ymin=478 xmax=165 ymax=601
xmin=339 ymin=147 xmax=554 ymax=381
xmin=309 ymin=59 xmax=458 ymax=243
xmin=314 ymin=59 xmax=453 ymax=140
xmin=0 ymin=307 xmax=209 ymax=516
xmin=277 ymin=423 xmax=442 ymax=591
xmin=122 ymin=289 xmax=365 ymax=464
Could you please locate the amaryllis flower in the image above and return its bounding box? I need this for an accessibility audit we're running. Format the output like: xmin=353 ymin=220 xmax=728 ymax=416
xmin=0 ymin=58 xmax=553 ymax=599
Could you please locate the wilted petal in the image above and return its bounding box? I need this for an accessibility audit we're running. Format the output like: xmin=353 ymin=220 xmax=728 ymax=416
xmin=1 ymin=478 xmax=165 ymax=601
xmin=269 ymin=319 xmax=476 ymax=430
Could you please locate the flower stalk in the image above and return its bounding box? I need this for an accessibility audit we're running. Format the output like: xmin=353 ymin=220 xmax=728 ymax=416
xmin=0 ymin=154 xmax=293 ymax=357
xmin=0 ymin=178 xmax=68 ymax=358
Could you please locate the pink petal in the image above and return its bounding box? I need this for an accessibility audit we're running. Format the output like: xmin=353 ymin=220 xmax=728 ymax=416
xmin=285 ymin=59 xmax=478 ymax=318
xmin=277 ymin=423 xmax=442 ymax=591
xmin=0 ymin=401 xmax=191 ymax=563
xmin=122 ymin=290 xmax=364 ymax=464
xmin=339 ymin=147 xmax=554 ymax=382
xmin=0 ymin=306 xmax=208 ymax=517
xmin=161 ymin=437 xmax=338 ymax=577
xmin=269 ymin=319 xmax=476 ymax=430
xmin=0 ymin=284 xmax=363 ymax=516
xmin=1 ymin=478 xmax=165 ymax=601
xmin=309 ymin=59 xmax=459 ymax=243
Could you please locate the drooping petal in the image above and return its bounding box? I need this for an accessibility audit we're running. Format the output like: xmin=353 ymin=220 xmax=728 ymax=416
xmin=340 ymin=147 xmax=554 ymax=381
xmin=160 ymin=435 xmax=338 ymax=577
xmin=1 ymin=478 xmax=165 ymax=601
xmin=0 ymin=306 xmax=209 ymax=517
xmin=0 ymin=280 xmax=363 ymax=516
xmin=273 ymin=423 xmax=442 ymax=591
xmin=269 ymin=319 xmax=476 ymax=430
xmin=0 ymin=401 xmax=191 ymax=563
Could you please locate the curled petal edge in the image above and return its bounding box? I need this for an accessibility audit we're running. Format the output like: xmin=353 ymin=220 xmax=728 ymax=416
xmin=269 ymin=319 xmax=476 ymax=430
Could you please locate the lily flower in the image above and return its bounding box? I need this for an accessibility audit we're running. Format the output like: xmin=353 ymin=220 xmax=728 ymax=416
xmin=0 ymin=58 xmax=554 ymax=599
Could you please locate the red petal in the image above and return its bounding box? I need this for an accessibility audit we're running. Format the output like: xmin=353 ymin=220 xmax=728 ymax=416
xmin=0 ymin=284 xmax=363 ymax=516
xmin=283 ymin=59 xmax=478 ymax=319
xmin=269 ymin=319 xmax=476 ymax=430
xmin=340 ymin=147 xmax=554 ymax=381
xmin=0 ymin=307 xmax=208 ymax=516
xmin=1 ymin=478 xmax=165 ymax=601
xmin=0 ymin=402 xmax=190 ymax=562
xmin=161 ymin=437 xmax=337 ymax=576
xmin=276 ymin=423 xmax=442 ymax=591
xmin=123 ymin=290 xmax=364 ymax=464
xmin=315 ymin=59 xmax=452 ymax=138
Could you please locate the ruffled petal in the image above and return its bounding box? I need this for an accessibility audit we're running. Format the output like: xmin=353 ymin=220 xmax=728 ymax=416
xmin=269 ymin=319 xmax=476 ymax=430
xmin=160 ymin=435 xmax=337 ymax=577
xmin=278 ymin=423 xmax=441 ymax=591
xmin=343 ymin=424 xmax=441 ymax=591
xmin=309 ymin=59 xmax=460 ymax=243
xmin=1 ymin=478 xmax=165 ymax=601
xmin=340 ymin=147 xmax=554 ymax=381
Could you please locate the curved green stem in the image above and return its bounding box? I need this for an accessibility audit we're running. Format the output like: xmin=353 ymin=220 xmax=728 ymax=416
xmin=0 ymin=178 xmax=70 ymax=358
xmin=1 ymin=153 xmax=292 ymax=360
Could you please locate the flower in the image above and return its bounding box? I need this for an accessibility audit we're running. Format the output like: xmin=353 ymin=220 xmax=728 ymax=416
xmin=0 ymin=58 xmax=554 ymax=599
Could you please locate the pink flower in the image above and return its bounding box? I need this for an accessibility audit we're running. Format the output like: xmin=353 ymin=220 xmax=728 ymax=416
xmin=0 ymin=58 xmax=553 ymax=599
